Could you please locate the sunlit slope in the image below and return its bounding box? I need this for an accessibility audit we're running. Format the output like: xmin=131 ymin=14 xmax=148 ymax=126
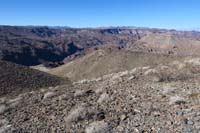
xmin=134 ymin=33 xmax=200 ymax=55
xmin=50 ymin=49 xmax=183 ymax=81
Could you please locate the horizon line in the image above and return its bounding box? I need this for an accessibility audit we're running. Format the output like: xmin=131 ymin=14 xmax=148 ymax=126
xmin=0 ymin=24 xmax=200 ymax=32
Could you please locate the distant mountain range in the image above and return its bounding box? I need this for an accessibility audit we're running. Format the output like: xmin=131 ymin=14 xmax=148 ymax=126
xmin=1 ymin=25 xmax=200 ymax=66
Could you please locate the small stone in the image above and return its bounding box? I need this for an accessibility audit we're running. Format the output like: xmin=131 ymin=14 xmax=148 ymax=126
xmin=95 ymin=87 xmax=104 ymax=94
xmin=74 ymin=89 xmax=94 ymax=97
xmin=116 ymin=126 xmax=124 ymax=132
xmin=153 ymin=111 xmax=161 ymax=117
xmin=0 ymin=124 xmax=11 ymax=133
xmin=134 ymin=128 xmax=140 ymax=133
xmin=74 ymin=90 xmax=86 ymax=97
xmin=151 ymin=76 xmax=161 ymax=82
xmin=8 ymin=97 xmax=22 ymax=108
xmin=183 ymin=108 xmax=192 ymax=113
xmin=144 ymin=69 xmax=159 ymax=76
xmin=85 ymin=90 xmax=94 ymax=95
xmin=169 ymin=96 xmax=187 ymax=105
xmin=129 ymin=76 xmax=136 ymax=80
xmin=176 ymin=111 xmax=183 ymax=116
xmin=65 ymin=106 xmax=86 ymax=122
xmin=97 ymin=93 xmax=110 ymax=103
xmin=43 ymin=91 xmax=56 ymax=99
xmin=0 ymin=104 xmax=6 ymax=114
xmin=96 ymin=112 xmax=105 ymax=121
xmin=65 ymin=105 xmax=95 ymax=123
xmin=120 ymin=114 xmax=127 ymax=121
xmin=187 ymin=120 xmax=194 ymax=125
xmin=134 ymin=109 xmax=141 ymax=113
xmin=184 ymin=127 xmax=192 ymax=132
xmin=0 ymin=97 xmax=6 ymax=104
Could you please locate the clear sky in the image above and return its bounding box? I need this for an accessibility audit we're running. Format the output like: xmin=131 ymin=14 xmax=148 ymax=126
xmin=0 ymin=0 xmax=199 ymax=29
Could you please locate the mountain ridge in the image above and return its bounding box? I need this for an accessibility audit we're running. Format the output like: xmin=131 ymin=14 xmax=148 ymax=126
xmin=1 ymin=25 xmax=200 ymax=66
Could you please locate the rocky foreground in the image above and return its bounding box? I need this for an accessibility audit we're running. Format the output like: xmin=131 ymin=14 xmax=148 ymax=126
xmin=1 ymin=58 xmax=200 ymax=132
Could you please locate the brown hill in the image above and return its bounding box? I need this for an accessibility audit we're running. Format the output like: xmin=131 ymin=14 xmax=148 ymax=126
xmin=133 ymin=33 xmax=200 ymax=55
xmin=49 ymin=48 xmax=184 ymax=81
xmin=0 ymin=60 xmax=68 ymax=96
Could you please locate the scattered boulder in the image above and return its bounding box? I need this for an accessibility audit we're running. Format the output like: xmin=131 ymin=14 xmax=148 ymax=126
xmin=43 ymin=91 xmax=57 ymax=99
xmin=74 ymin=89 xmax=94 ymax=97
xmin=144 ymin=69 xmax=159 ymax=76
xmin=129 ymin=68 xmax=137 ymax=74
xmin=128 ymin=75 xmax=136 ymax=80
xmin=177 ymin=63 xmax=186 ymax=70
xmin=118 ymin=71 xmax=129 ymax=77
xmin=65 ymin=105 xmax=96 ymax=123
xmin=74 ymin=90 xmax=87 ymax=97
xmin=97 ymin=93 xmax=110 ymax=103
xmin=141 ymin=66 xmax=150 ymax=70
xmin=162 ymin=84 xmax=176 ymax=95
xmin=169 ymin=96 xmax=187 ymax=105
xmin=65 ymin=106 xmax=86 ymax=123
xmin=0 ymin=119 xmax=11 ymax=133
xmin=159 ymin=65 xmax=169 ymax=70
xmin=95 ymin=87 xmax=104 ymax=95
xmin=85 ymin=121 xmax=110 ymax=133
xmin=96 ymin=112 xmax=106 ymax=121
xmin=151 ymin=76 xmax=161 ymax=82
xmin=144 ymin=68 xmax=161 ymax=82
xmin=0 ymin=104 xmax=6 ymax=114
xmin=185 ymin=58 xmax=200 ymax=66
xmin=0 ymin=97 xmax=6 ymax=104
xmin=120 ymin=114 xmax=127 ymax=121
xmin=7 ymin=97 xmax=22 ymax=109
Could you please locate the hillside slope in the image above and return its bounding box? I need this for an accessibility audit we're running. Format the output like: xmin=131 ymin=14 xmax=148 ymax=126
xmin=133 ymin=33 xmax=200 ymax=55
xmin=0 ymin=60 xmax=68 ymax=96
xmin=1 ymin=57 xmax=200 ymax=132
xmin=49 ymin=49 xmax=184 ymax=81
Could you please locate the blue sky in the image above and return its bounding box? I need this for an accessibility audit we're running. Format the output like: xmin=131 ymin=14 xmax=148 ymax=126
xmin=0 ymin=0 xmax=200 ymax=29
